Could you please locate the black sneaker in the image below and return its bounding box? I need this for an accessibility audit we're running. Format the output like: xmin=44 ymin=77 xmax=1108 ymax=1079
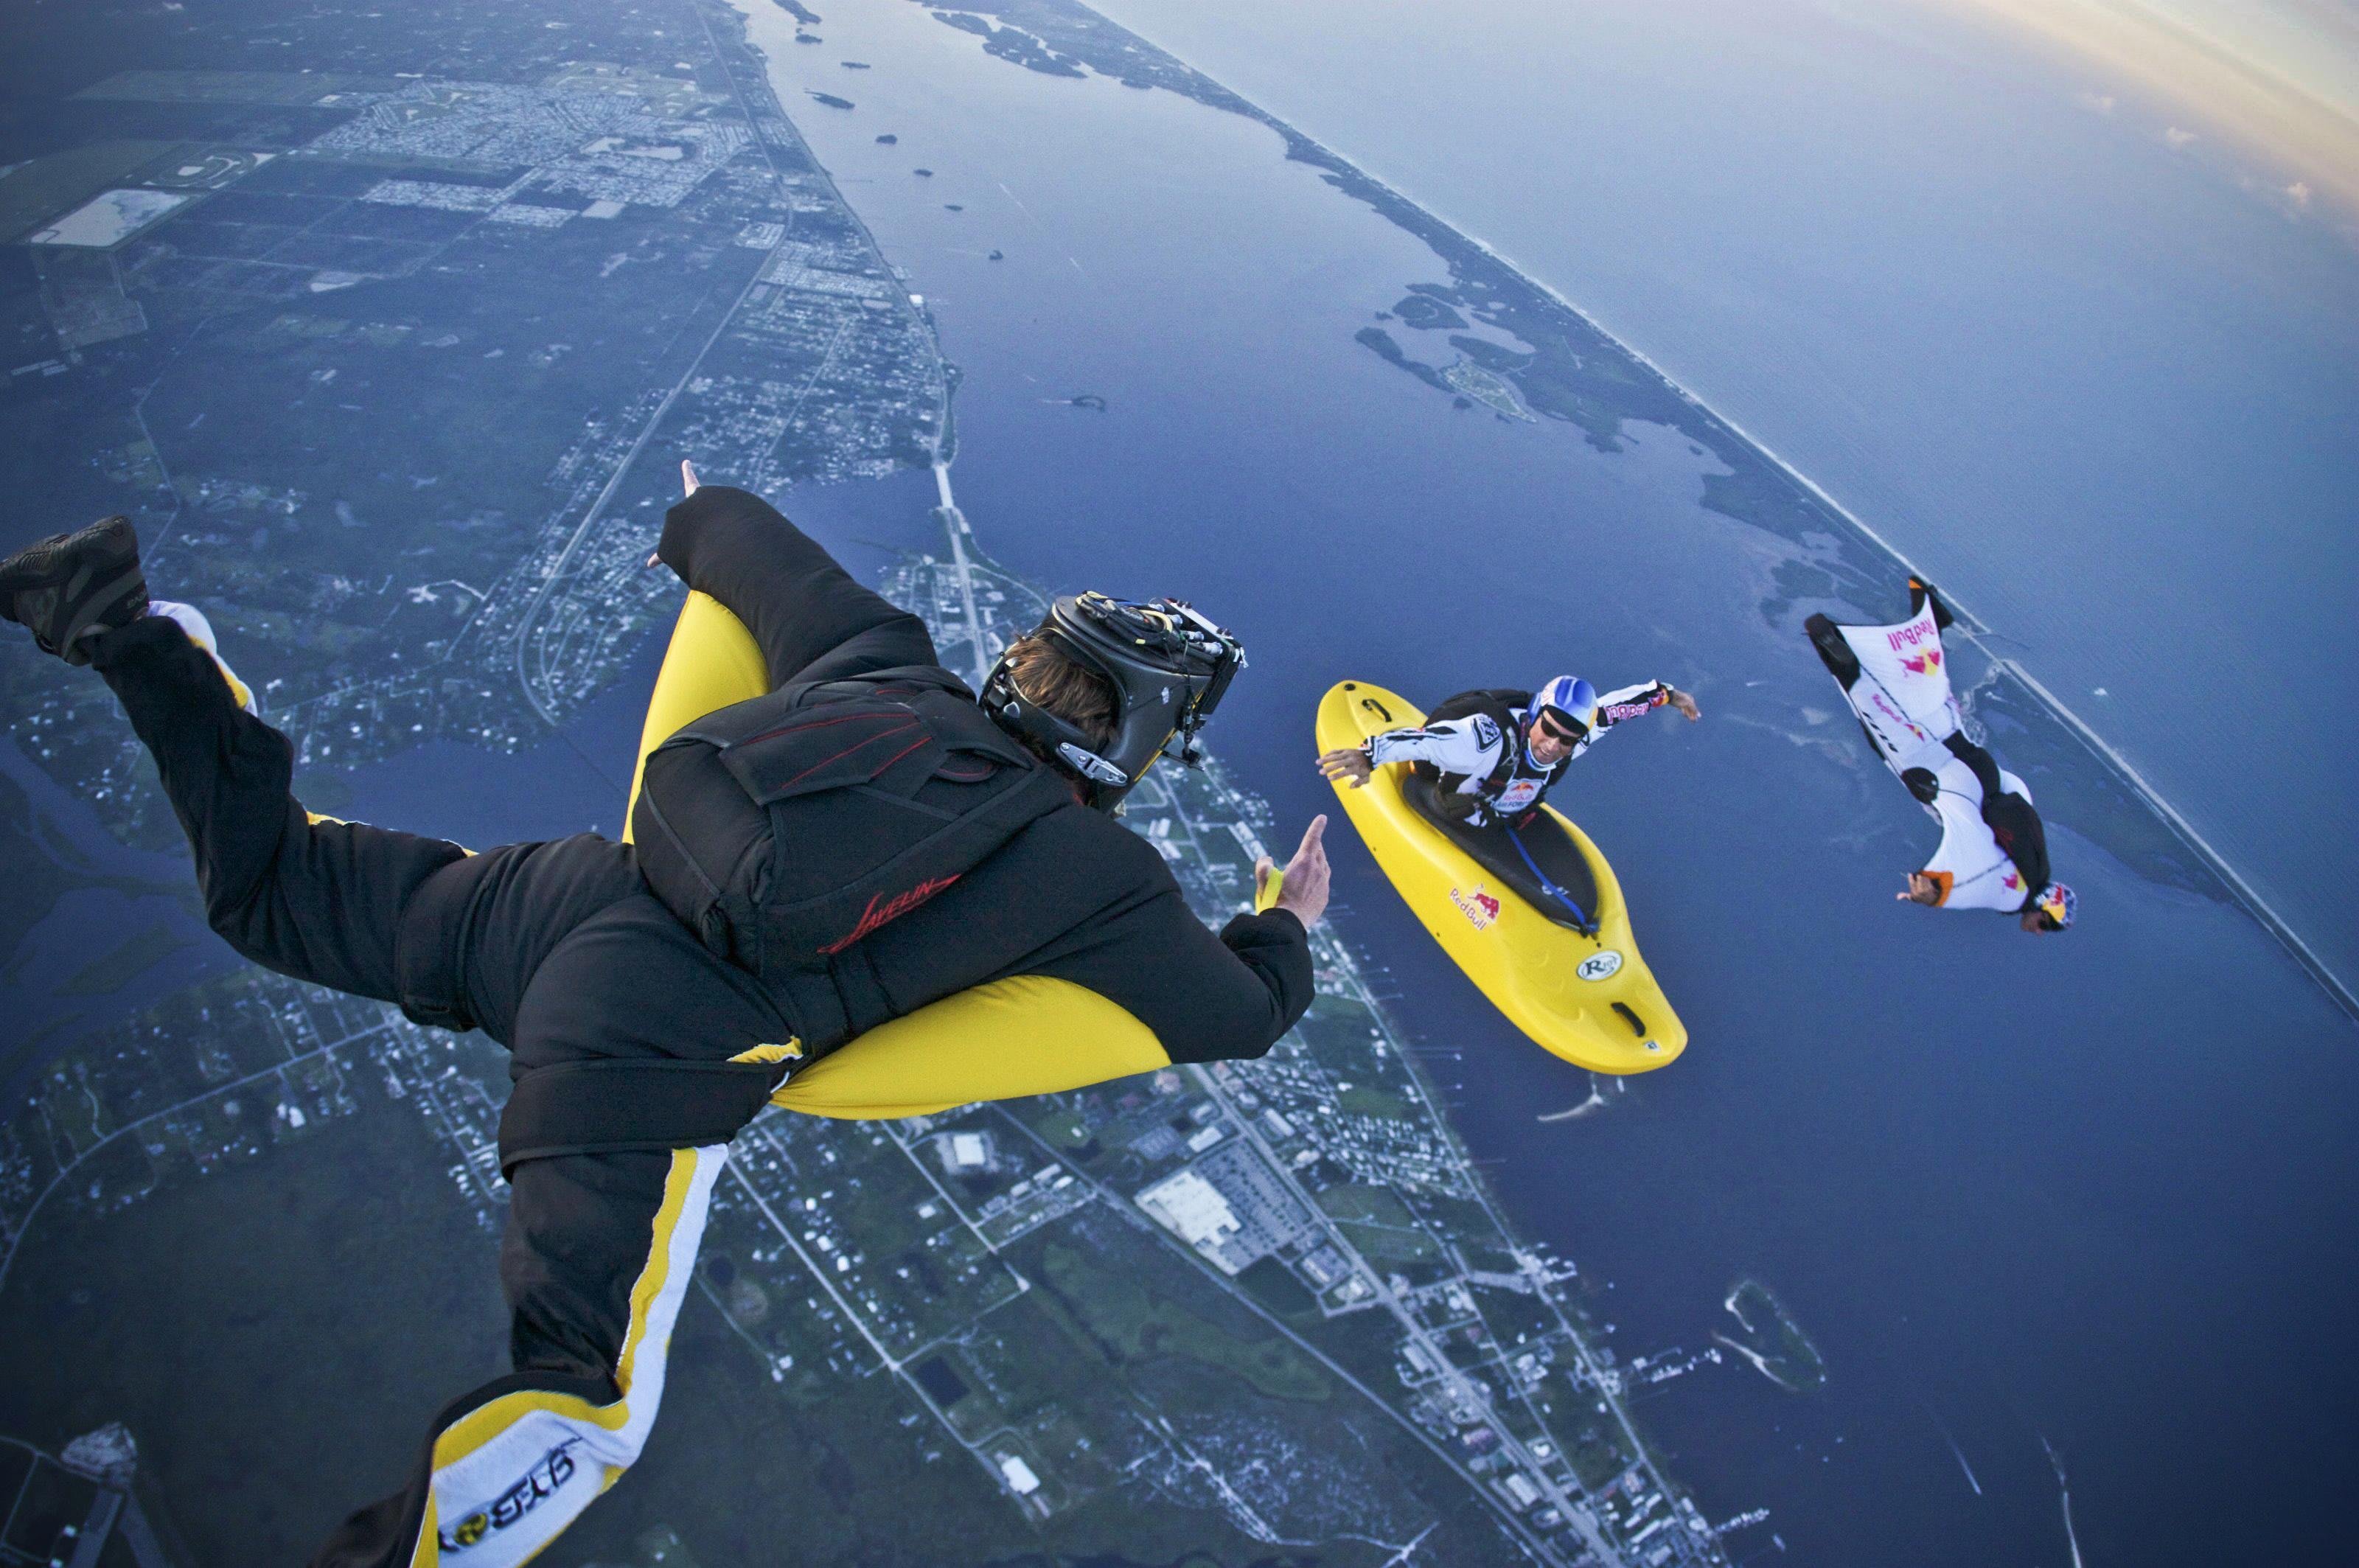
xmin=0 ymin=515 xmax=148 ymax=666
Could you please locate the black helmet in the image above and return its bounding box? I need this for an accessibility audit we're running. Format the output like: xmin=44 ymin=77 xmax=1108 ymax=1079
xmin=981 ymin=592 xmax=1244 ymax=809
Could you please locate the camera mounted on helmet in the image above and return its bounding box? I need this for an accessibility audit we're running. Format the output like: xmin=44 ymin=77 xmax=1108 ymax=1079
xmin=981 ymin=592 xmax=1246 ymax=810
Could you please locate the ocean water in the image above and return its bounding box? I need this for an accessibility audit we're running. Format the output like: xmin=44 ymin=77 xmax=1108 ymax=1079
xmin=0 ymin=738 xmax=226 ymax=1100
xmin=1085 ymin=0 xmax=2359 ymax=999
xmin=720 ymin=3 xmax=2359 ymax=1563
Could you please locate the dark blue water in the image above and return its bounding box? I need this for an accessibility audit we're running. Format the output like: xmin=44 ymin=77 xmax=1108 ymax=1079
xmin=1087 ymin=0 xmax=2359 ymax=1002
xmin=0 ymin=739 xmax=226 ymax=1097
xmin=728 ymin=4 xmax=2359 ymax=1562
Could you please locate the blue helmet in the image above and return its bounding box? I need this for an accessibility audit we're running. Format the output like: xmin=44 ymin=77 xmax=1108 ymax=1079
xmin=1530 ymin=676 xmax=1598 ymax=743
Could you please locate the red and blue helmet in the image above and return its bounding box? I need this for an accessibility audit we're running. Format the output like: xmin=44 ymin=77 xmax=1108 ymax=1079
xmin=1529 ymin=676 xmax=1599 ymax=743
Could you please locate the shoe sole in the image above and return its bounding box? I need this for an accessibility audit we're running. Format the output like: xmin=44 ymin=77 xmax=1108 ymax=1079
xmin=0 ymin=515 xmax=145 ymax=665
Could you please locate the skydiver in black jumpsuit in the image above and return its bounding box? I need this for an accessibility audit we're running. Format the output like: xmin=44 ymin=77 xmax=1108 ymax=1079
xmin=1 ymin=489 xmax=1327 ymax=1566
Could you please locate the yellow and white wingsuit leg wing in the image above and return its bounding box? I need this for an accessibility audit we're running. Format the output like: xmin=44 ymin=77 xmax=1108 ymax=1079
xmin=330 ymin=1146 xmax=725 ymax=1568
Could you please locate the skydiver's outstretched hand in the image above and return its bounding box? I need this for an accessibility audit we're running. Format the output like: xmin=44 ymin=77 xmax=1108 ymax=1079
xmin=649 ymin=460 xmax=703 ymax=566
xmin=1256 ymin=815 xmax=1331 ymax=929
xmin=1317 ymin=747 xmax=1373 ymax=787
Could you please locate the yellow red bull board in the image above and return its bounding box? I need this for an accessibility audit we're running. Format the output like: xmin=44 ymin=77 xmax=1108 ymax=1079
xmin=1317 ymin=680 xmax=1687 ymax=1074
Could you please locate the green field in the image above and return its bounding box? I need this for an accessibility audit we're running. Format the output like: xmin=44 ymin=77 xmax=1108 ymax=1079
xmin=1317 ymin=1184 xmax=1440 ymax=1265
xmin=0 ymin=141 xmax=178 ymax=241
xmin=1038 ymin=1242 xmax=1330 ymax=1403
xmin=1336 ymin=1083 xmax=1415 ymax=1121
xmin=1233 ymin=1255 xmax=1320 ymax=1321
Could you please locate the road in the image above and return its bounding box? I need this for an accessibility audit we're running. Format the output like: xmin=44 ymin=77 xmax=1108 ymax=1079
xmin=933 ymin=461 xmax=996 ymax=689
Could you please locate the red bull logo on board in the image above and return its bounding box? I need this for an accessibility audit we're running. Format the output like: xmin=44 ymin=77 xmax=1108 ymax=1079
xmin=1450 ymin=885 xmax=1502 ymax=931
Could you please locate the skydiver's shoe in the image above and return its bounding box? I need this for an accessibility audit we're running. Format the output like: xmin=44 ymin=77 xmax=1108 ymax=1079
xmin=148 ymin=599 xmax=257 ymax=713
xmin=0 ymin=515 xmax=148 ymax=666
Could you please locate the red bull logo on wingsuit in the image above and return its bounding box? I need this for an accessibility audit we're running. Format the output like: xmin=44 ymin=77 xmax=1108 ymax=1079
xmin=1887 ymin=617 xmax=1939 ymax=651
xmin=1900 ymin=647 xmax=1942 ymax=676
xmin=1868 ymin=690 xmax=1929 ymax=745
xmin=1451 ymin=885 xmax=1502 ymax=930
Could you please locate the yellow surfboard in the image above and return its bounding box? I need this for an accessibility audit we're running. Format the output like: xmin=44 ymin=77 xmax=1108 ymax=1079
xmin=1317 ymin=680 xmax=1686 ymax=1074
xmin=625 ymin=590 xmax=1172 ymax=1118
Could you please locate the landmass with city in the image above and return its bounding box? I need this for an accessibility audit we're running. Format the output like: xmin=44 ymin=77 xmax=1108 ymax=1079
xmin=0 ymin=1 xmax=1757 ymax=1563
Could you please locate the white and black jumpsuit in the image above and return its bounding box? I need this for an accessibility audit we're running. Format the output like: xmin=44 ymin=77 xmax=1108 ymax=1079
xmin=1909 ymin=742 xmax=2053 ymax=912
xmin=1364 ymin=683 xmax=1678 ymax=828
xmin=79 ymin=487 xmax=1314 ymax=1567
xmin=1805 ymin=582 xmax=2054 ymax=915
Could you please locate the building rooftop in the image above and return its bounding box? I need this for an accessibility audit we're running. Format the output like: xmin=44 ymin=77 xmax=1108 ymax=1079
xmin=1135 ymin=1168 xmax=1241 ymax=1259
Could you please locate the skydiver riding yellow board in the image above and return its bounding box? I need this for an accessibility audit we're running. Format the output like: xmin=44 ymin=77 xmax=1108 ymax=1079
xmin=1314 ymin=673 xmax=1698 ymax=1073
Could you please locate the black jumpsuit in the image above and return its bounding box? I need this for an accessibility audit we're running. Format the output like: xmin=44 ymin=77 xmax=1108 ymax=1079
xmin=84 ymin=487 xmax=1314 ymax=1567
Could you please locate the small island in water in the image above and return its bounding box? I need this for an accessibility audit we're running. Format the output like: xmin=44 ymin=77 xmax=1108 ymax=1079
xmin=1714 ymin=1278 xmax=1827 ymax=1393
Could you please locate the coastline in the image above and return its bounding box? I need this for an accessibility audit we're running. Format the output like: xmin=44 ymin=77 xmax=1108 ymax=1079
xmin=1052 ymin=0 xmax=2356 ymax=1020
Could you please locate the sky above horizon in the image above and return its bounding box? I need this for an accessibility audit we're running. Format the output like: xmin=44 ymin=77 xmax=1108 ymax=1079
xmin=1939 ymin=0 xmax=2359 ymax=219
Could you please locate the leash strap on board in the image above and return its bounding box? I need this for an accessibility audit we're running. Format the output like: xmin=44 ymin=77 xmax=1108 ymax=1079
xmin=1504 ymin=823 xmax=1596 ymax=935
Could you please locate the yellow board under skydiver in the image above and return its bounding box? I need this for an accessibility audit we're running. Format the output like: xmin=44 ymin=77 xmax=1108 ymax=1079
xmin=624 ymin=589 xmax=1182 ymax=1118
xmin=1316 ymin=680 xmax=1686 ymax=1073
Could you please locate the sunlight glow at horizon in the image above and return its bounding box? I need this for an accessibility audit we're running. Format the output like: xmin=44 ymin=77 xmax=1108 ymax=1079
xmin=1937 ymin=0 xmax=2359 ymax=220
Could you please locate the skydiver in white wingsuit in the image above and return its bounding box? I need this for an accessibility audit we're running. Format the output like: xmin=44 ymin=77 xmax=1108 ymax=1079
xmin=1807 ymin=578 xmax=2076 ymax=935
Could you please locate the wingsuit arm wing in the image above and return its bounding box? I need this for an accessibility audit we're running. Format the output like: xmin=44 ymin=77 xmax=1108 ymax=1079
xmin=1022 ymin=889 xmax=1317 ymax=1067
xmin=1981 ymin=791 xmax=2051 ymax=899
xmin=1199 ymin=908 xmax=1319 ymax=1061
xmin=763 ymin=902 xmax=1315 ymax=1118
xmin=1593 ymin=680 xmax=1671 ymax=730
xmin=1366 ymin=717 xmax=1502 ymax=777
xmin=1909 ymin=575 xmax=1956 ymax=630
xmin=310 ymin=1146 xmax=726 ymax=1568
xmin=657 ymin=485 xmax=938 ymax=688
xmin=1940 ymin=735 xmax=2052 ymax=897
